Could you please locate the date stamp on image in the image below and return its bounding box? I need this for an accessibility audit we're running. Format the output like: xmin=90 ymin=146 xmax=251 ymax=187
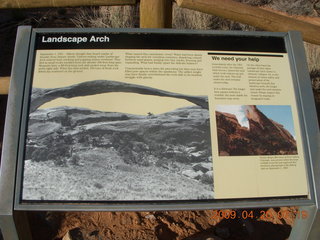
xmin=212 ymin=209 xmax=309 ymax=221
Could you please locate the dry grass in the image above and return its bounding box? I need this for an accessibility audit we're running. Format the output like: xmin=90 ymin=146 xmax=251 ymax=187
xmin=70 ymin=3 xmax=320 ymax=86
xmin=303 ymin=42 xmax=320 ymax=94
xmin=304 ymin=42 xmax=320 ymax=72
xmin=172 ymin=2 xmax=256 ymax=30
xmin=172 ymin=3 xmax=214 ymax=30
xmin=267 ymin=0 xmax=317 ymax=16
xmin=71 ymin=2 xmax=256 ymax=31
xmin=71 ymin=5 xmax=139 ymax=28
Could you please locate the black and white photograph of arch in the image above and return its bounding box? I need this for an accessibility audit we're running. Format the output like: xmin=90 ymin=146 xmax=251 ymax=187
xmin=22 ymin=79 xmax=214 ymax=201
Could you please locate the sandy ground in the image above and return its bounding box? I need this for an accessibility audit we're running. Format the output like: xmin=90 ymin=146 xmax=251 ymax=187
xmin=27 ymin=207 xmax=298 ymax=240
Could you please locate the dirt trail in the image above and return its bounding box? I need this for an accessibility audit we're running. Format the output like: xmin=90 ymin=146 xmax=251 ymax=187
xmin=27 ymin=207 xmax=297 ymax=240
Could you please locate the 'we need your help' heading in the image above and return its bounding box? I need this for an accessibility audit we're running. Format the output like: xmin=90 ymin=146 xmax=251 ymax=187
xmin=41 ymin=35 xmax=110 ymax=44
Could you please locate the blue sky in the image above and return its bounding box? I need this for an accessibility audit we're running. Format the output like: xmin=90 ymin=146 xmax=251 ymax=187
xmin=256 ymin=105 xmax=295 ymax=138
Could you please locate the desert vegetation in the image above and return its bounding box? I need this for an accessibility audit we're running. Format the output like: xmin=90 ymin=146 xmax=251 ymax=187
xmin=68 ymin=1 xmax=320 ymax=74
xmin=71 ymin=5 xmax=139 ymax=28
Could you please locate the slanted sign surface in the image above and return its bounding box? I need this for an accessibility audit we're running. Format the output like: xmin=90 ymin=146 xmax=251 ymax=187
xmin=19 ymin=31 xmax=308 ymax=202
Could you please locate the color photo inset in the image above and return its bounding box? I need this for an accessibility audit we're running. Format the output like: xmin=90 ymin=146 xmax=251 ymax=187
xmin=215 ymin=105 xmax=297 ymax=156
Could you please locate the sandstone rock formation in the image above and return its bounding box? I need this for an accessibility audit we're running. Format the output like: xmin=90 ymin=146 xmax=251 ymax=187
xmin=216 ymin=105 xmax=297 ymax=156
xmin=23 ymin=105 xmax=214 ymax=200
xmin=23 ymin=80 xmax=214 ymax=200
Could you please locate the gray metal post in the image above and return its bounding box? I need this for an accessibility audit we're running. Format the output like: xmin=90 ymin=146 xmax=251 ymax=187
xmin=289 ymin=205 xmax=317 ymax=240
xmin=0 ymin=26 xmax=32 ymax=240
xmin=0 ymin=216 xmax=19 ymax=240
xmin=308 ymin=209 xmax=320 ymax=239
xmin=285 ymin=31 xmax=320 ymax=240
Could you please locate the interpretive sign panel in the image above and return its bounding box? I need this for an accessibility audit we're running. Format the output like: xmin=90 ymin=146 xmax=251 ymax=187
xmin=210 ymin=52 xmax=308 ymax=199
xmin=13 ymin=29 xmax=311 ymax=204
xmin=1 ymin=27 xmax=319 ymax=240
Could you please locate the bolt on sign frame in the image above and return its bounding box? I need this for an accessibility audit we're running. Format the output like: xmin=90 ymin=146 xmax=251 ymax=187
xmin=0 ymin=26 xmax=319 ymax=239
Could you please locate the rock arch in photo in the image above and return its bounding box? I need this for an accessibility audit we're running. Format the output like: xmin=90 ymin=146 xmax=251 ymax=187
xmin=30 ymin=80 xmax=208 ymax=113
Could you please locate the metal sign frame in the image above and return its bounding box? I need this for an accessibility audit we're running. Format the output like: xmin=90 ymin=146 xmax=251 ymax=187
xmin=0 ymin=26 xmax=319 ymax=239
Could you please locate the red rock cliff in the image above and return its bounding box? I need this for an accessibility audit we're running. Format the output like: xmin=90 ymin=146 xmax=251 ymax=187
xmin=216 ymin=105 xmax=297 ymax=156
